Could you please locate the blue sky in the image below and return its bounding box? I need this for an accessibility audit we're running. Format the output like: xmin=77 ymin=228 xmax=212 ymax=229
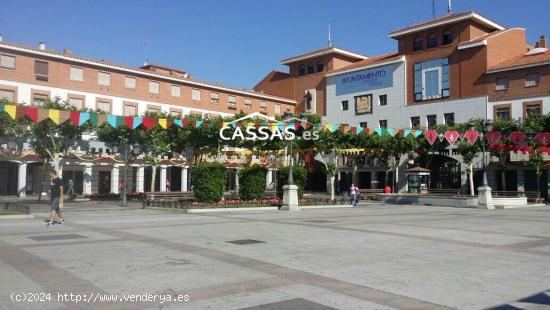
xmin=1 ymin=0 xmax=549 ymax=89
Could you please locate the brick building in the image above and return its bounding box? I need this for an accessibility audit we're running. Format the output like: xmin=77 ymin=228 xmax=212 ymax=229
xmin=0 ymin=38 xmax=295 ymax=197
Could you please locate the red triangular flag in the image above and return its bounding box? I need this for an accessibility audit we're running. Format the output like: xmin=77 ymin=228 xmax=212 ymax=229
xmin=465 ymin=130 xmax=479 ymax=145
xmin=509 ymin=131 xmax=526 ymax=146
xmin=25 ymin=106 xmax=38 ymax=122
xmin=424 ymin=130 xmax=438 ymax=145
xmin=486 ymin=131 xmax=501 ymax=146
xmin=124 ymin=116 xmax=134 ymax=128
xmin=444 ymin=130 xmax=459 ymax=145
xmin=70 ymin=111 xmax=80 ymax=126
xmin=142 ymin=117 xmax=156 ymax=130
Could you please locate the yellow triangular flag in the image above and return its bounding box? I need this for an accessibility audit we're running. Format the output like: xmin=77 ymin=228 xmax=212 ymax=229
xmin=158 ymin=118 xmax=168 ymax=129
xmin=4 ymin=105 xmax=16 ymax=119
xmin=325 ymin=124 xmax=332 ymax=132
xmin=48 ymin=109 xmax=60 ymax=124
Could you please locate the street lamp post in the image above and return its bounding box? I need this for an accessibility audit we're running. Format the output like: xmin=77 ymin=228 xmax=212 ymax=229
xmin=281 ymin=111 xmax=299 ymax=210
xmin=478 ymin=120 xmax=494 ymax=209
xmin=120 ymin=143 xmax=140 ymax=207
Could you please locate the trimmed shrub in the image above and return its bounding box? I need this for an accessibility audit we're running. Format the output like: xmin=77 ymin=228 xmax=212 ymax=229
xmin=276 ymin=165 xmax=307 ymax=198
xmin=238 ymin=165 xmax=268 ymax=200
xmin=191 ymin=162 xmax=227 ymax=203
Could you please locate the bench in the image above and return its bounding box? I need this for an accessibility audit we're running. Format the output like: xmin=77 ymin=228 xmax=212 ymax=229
xmin=143 ymin=191 xmax=194 ymax=207
xmin=492 ymin=191 xmax=541 ymax=203
xmin=426 ymin=188 xmax=462 ymax=196
xmin=359 ymin=189 xmax=385 ymax=200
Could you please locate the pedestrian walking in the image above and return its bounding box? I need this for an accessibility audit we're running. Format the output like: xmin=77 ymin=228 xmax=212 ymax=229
xmin=47 ymin=170 xmax=65 ymax=227
xmin=66 ymin=179 xmax=75 ymax=201
xmin=349 ymin=183 xmax=359 ymax=206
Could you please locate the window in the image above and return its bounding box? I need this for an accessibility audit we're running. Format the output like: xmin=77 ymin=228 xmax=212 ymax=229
xmin=414 ymin=58 xmax=450 ymax=101
xmin=147 ymin=105 xmax=161 ymax=113
xmin=427 ymin=114 xmax=437 ymax=129
xmin=32 ymin=93 xmax=48 ymax=105
xmin=525 ymin=73 xmax=539 ymax=87
xmin=379 ymin=120 xmax=387 ymax=129
xmin=307 ymin=63 xmax=314 ymax=74
xmin=341 ymin=100 xmax=349 ymax=111
xmin=413 ymin=36 xmax=423 ymax=51
xmin=123 ymin=103 xmax=137 ymax=116
xmin=124 ymin=77 xmax=136 ymax=89
xmin=0 ymin=54 xmax=15 ymax=69
xmin=410 ymin=116 xmax=420 ymax=129
xmin=427 ymin=33 xmax=438 ymax=48
xmin=495 ymin=78 xmax=508 ymax=90
xmin=274 ymin=103 xmax=281 ymax=114
xmin=228 ymin=95 xmax=237 ymax=109
xmin=171 ymin=85 xmax=181 ymax=97
xmin=316 ymin=61 xmax=324 ymax=73
xmin=298 ymin=64 xmax=306 ymax=76
xmin=210 ymin=92 xmax=219 ymax=104
xmin=260 ymin=101 xmax=267 ymax=113
xmin=244 ymin=98 xmax=252 ymax=109
xmin=70 ymin=67 xmax=83 ymax=82
xmin=378 ymin=94 xmax=387 ymax=106
xmin=96 ymin=100 xmax=111 ymax=113
xmin=355 ymin=94 xmax=373 ymax=115
xmin=444 ymin=113 xmax=455 ymax=126
xmin=149 ymin=81 xmax=159 ymax=94
xmin=98 ymin=72 xmax=110 ymax=86
xmin=34 ymin=60 xmax=49 ymax=81
xmin=442 ymin=30 xmax=453 ymax=45
xmin=192 ymin=88 xmax=201 ymax=101
xmin=524 ymin=101 xmax=542 ymax=119
xmin=0 ymin=89 xmax=15 ymax=102
xmin=359 ymin=122 xmax=368 ymax=128
xmin=495 ymin=105 xmax=511 ymax=121
xmin=170 ymin=109 xmax=182 ymax=118
xmin=68 ymin=97 xmax=84 ymax=110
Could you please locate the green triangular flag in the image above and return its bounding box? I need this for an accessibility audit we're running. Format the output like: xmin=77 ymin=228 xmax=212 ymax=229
xmin=88 ymin=113 xmax=99 ymax=126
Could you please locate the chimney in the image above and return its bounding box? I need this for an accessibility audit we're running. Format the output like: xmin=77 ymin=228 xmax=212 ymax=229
xmin=63 ymin=48 xmax=72 ymax=56
xmin=38 ymin=41 xmax=46 ymax=50
xmin=539 ymin=35 xmax=547 ymax=48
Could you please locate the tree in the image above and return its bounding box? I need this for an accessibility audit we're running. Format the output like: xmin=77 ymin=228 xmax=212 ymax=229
xmin=238 ymin=165 xmax=267 ymax=200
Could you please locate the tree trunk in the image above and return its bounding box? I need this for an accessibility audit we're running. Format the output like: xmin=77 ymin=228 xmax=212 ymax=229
xmin=37 ymin=158 xmax=50 ymax=202
xmin=469 ymin=163 xmax=475 ymax=196
xmin=150 ymin=165 xmax=157 ymax=193
xmin=501 ymin=169 xmax=506 ymax=191
xmin=328 ymin=173 xmax=335 ymax=200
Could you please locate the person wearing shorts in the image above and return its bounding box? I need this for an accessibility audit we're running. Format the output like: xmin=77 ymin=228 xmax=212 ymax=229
xmin=47 ymin=170 xmax=65 ymax=227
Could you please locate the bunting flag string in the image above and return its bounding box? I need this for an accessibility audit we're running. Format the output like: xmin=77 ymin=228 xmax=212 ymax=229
xmin=0 ymin=103 xmax=549 ymax=150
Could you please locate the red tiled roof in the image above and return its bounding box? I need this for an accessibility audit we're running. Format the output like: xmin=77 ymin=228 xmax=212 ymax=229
xmin=391 ymin=11 xmax=472 ymax=34
xmin=487 ymin=48 xmax=550 ymax=72
xmin=328 ymin=52 xmax=401 ymax=75
xmin=458 ymin=30 xmax=504 ymax=46
xmin=280 ymin=46 xmax=367 ymax=65
xmin=389 ymin=11 xmax=504 ymax=38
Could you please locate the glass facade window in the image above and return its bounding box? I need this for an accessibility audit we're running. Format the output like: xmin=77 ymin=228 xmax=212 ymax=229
xmin=379 ymin=94 xmax=387 ymax=106
xmin=427 ymin=114 xmax=437 ymax=129
xmin=341 ymin=100 xmax=349 ymax=111
xmin=379 ymin=120 xmax=387 ymax=129
xmin=414 ymin=57 xmax=450 ymax=101
xmin=413 ymin=36 xmax=423 ymax=51
xmin=444 ymin=113 xmax=455 ymax=126
xmin=410 ymin=116 xmax=420 ymax=129
xmin=316 ymin=61 xmax=324 ymax=73
xmin=427 ymin=33 xmax=438 ymax=48
xmin=298 ymin=64 xmax=305 ymax=76
xmin=442 ymin=30 xmax=453 ymax=45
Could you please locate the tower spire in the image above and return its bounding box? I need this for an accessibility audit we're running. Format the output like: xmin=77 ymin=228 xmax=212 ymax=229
xmin=448 ymin=0 xmax=452 ymax=14
xmin=328 ymin=24 xmax=333 ymax=47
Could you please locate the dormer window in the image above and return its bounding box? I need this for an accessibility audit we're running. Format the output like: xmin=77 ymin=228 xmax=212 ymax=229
xmin=298 ymin=64 xmax=306 ymax=76
xmin=442 ymin=30 xmax=453 ymax=45
xmin=427 ymin=33 xmax=438 ymax=48
xmin=316 ymin=61 xmax=324 ymax=73
xmin=307 ymin=63 xmax=314 ymax=74
xmin=413 ymin=36 xmax=423 ymax=51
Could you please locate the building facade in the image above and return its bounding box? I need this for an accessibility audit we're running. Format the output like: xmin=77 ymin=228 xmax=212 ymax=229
xmin=0 ymin=38 xmax=295 ymax=197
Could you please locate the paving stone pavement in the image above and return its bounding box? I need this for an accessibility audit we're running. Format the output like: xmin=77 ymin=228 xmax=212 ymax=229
xmin=1 ymin=201 xmax=550 ymax=309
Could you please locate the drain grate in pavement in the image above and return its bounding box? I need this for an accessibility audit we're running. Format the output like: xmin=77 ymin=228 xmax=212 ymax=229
xmin=304 ymin=220 xmax=338 ymax=224
xmin=226 ymin=239 xmax=265 ymax=245
xmin=239 ymin=298 xmax=337 ymax=310
xmin=29 ymin=234 xmax=87 ymax=241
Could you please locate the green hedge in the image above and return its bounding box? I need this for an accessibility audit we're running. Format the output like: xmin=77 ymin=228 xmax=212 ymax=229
xmin=238 ymin=165 xmax=267 ymax=200
xmin=191 ymin=162 xmax=227 ymax=203
xmin=276 ymin=166 xmax=307 ymax=198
